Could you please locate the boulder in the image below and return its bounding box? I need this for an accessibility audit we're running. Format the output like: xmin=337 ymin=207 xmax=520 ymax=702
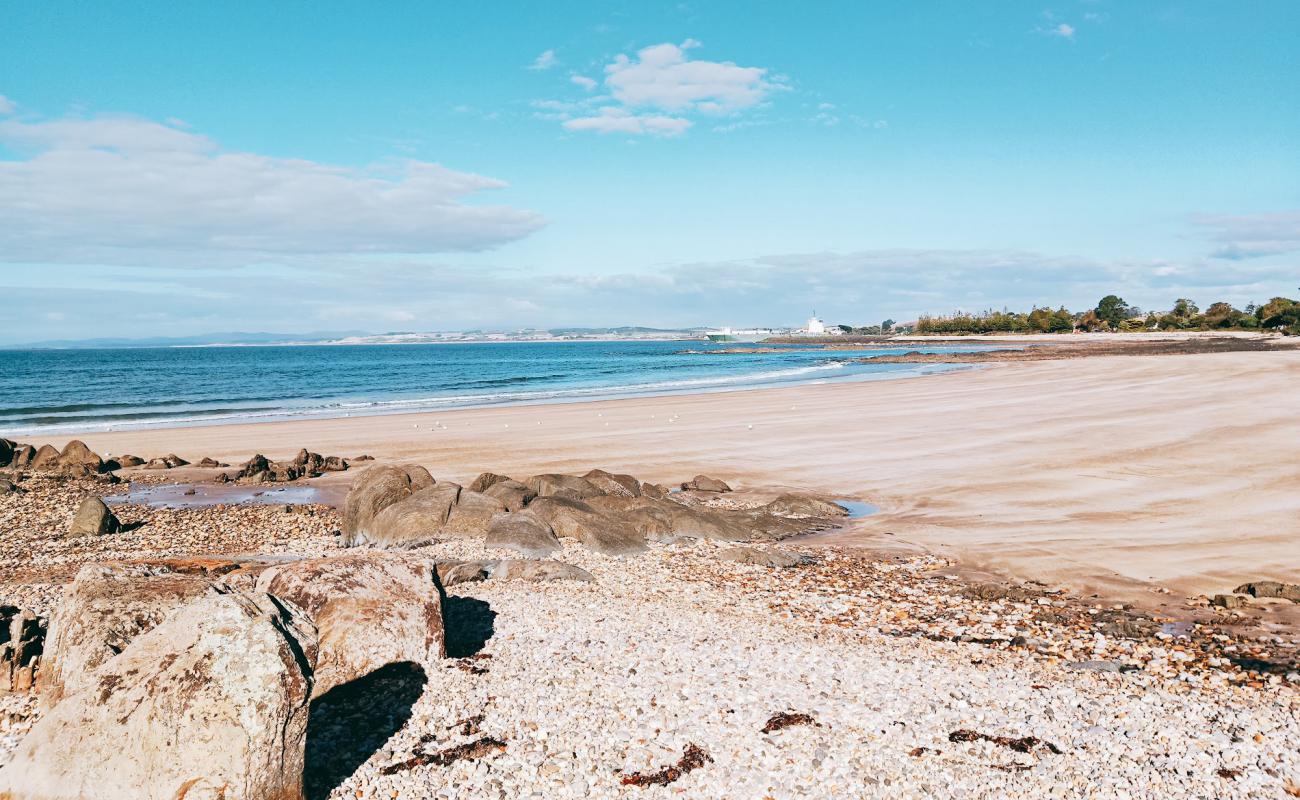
xmin=491 ymin=559 xmax=594 ymax=583
xmin=67 ymin=497 xmax=121 ymax=537
xmin=363 ymin=483 xmax=462 ymax=547
xmin=37 ymin=562 xmax=222 ymax=706
xmin=582 ymin=469 xmax=641 ymax=497
xmin=0 ymin=438 xmax=13 ymax=467
xmin=662 ymin=504 xmax=751 ymax=541
xmin=585 ymin=495 xmax=675 ymax=541
xmin=292 ymin=448 xmax=324 ymax=474
xmin=58 ymin=440 xmax=104 ymax=474
xmin=341 ymin=464 xmax=435 ymax=545
xmin=351 ymin=454 xmax=375 ymax=462
xmin=1233 ymin=581 xmax=1300 ymax=602
xmin=196 ymin=457 xmax=228 ymax=468
xmin=682 ymin=474 xmax=732 ymax=493
xmin=525 ymin=496 xmax=647 ymax=555
xmin=717 ymin=545 xmax=802 ymax=568
xmin=0 ymin=591 xmax=317 ymax=800
xmin=485 ymin=510 xmax=561 ymax=557
xmin=526 ymin=473 xmax=603 ymax=501
xmin=255 ymin=552 xmax=443 ymax=698
xmin=9 ymin=444 xmax=35 ymax=470
xmin=483 ymin=478 xmax=535 ymax=511
xmin=1212 ymin=594 xmax=1247 ymax=609
xmin=640 ymin=481 xmax=670 ymax=499
xmin=442 ymin=490 xmax=508 ymax=537
xmin=114 ymin=454 xmax=145 ymax=468
xmin=764 ymin=493 xmax=848 ymax=519
xmin=321 ymin=455 xmax=348 ymax=472
xmin=0 ymin=477 xmax=20 ymax=495
xmin=143 ymin=453 xmax=188 ymax=470
xmin=29 ymin=444 xmax=61 ymax=471
xmin=0 ymin=606 xmax=45 ymax=693
xmin=468 ymin=471 xmax=512 ymax=493
xmin=239 ymin=453 xmax=271 ymax=477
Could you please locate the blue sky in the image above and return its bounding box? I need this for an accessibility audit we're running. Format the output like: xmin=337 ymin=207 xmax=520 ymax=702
xmin=1 ymin=0 xmax=1297 ymax=342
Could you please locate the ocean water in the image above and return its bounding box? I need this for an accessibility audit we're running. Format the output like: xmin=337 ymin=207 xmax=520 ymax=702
xmin=0 ymin=341 xmax=978 ymax=435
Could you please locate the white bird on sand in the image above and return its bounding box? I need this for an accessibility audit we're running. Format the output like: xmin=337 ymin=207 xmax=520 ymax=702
xmin=747 ymin=424 xmax=753 ymax=430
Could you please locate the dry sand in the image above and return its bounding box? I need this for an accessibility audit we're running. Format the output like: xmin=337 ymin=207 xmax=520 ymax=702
xmin=44 ymin=349 xmax=1300 ymax=605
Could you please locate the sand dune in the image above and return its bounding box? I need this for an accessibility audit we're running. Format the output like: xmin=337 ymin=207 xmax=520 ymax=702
xmin=53 ymin=349 xmax=1300 ymax=602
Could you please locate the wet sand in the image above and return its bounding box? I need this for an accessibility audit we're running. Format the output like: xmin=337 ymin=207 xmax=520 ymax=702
xmin=37 ymin=348 xmax=1300 ymax=605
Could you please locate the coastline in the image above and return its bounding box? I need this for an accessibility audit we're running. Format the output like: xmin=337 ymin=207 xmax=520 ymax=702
xmin=24 ymin=347 xmax=1300 ymax=608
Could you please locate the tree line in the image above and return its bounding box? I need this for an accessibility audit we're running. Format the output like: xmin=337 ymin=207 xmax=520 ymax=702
xmin=912 ymin=295 xmax=1299 ymax=335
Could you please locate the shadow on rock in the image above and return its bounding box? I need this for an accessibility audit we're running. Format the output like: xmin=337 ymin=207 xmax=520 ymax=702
xmin=304 ymin=661 xmax=427 ymax=800
xmin=443 ymin=596 xmax=496 ymax=658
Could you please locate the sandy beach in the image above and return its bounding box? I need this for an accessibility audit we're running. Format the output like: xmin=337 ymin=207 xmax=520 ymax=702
xmin=44 ymin=346 xmax=1300 ymax=605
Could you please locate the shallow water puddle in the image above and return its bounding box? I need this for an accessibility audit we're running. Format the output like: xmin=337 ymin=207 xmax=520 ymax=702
xmin=107 ymin=482 xmax=329 ymax=509
xmin=835 ymin=499 xmax=878 ymax=519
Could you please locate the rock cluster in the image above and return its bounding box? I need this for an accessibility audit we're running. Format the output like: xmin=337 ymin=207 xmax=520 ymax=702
xmin=0 ymin=439 xmax=110 ymax=477
xmin=343 ymin=465 xmax=847 ymax=555
xmin=141 ymin=453 xmax=189 ymax=470
xmin=224 ymin=448 xmax=351 ymax=484
xmin=0 ymin=552 xmax=444 ymax=799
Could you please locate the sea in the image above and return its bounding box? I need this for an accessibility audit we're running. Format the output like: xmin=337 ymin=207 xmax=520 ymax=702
xmin=0 ymin=340 xmax=981 ymax=436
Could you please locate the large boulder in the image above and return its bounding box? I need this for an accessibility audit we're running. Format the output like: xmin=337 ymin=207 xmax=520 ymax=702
xmin=763 ymin=493 xmax=848 ymax=519
xmin=57 ymin=440 xmax=104 ymax=475
xmin=9 ymin=444 xmax=35 ymax=470
xmin=29 ymin=444 xmax=61 ymax=471
xmin=255 ymin=552 xmax=443 ymax=699
xmin=37 ymin=562 xmax=222 ymax=706
xmin=485 ymin=510 xmax=561 ymax=557
xmin=525 ymin=473 xmax=603 ymax=501
xmin=585 ymin=495 xmax=675 ymax=540
xmin=1234 ymin=581 xmax=1300 ymax=602
xmin=661 ymin=503 xmax=751 ymax=541
xmin=0 ymin=438 xmax=14 ymax=468
xmin=443 ymin=490 xmax=508 ymax=537
xmin=67 ymin=497 xmax=121 ymax=537
xmin=341 ymin=464 xmax=436 ymax=544
xmin=114 ymin=454 xmax=145 ymax=468
xmin=363 ymin=483 xmax=461 ymax=547
xmin=582 ymin=469 xmax=641 ymax=497
xmin=0 ymin=591 xmax=317 ymax=800
xmin=143 ymin=453 xmax=188 ymax=470
xmin=526 ymin=496 xmax=647 ymax=555
xmin=483 ymin=478 xmax=535 ymax=511
xmin=468 ymin=471 xmax=512 ymax=493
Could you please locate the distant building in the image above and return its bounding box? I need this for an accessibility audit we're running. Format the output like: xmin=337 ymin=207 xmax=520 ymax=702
xmin=801 ymin=313 xmax=839 ymax=335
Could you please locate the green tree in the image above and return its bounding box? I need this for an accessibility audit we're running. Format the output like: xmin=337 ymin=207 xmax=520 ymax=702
xmin=1095 ymin=295 xmax=1130 ymax=329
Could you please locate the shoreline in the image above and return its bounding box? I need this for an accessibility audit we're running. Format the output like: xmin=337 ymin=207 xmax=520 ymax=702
xmin=12 ymin=346 xmax=1300 ymax=611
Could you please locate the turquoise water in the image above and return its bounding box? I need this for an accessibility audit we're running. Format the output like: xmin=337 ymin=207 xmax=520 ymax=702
xmin=0 ymin=341 xmax=981 ymax=435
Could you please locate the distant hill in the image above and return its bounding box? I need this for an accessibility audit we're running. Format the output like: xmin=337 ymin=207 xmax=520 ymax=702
xmin=6 ymin=331 xmax=368 ymax=350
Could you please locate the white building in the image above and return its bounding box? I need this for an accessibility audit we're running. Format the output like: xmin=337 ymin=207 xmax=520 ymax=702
xmin=803 ymin=313 xmax=836 ymax=335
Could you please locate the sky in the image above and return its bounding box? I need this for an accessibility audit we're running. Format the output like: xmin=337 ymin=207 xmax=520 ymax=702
xmin=1 ymin=0 xmax=1297 ymax=343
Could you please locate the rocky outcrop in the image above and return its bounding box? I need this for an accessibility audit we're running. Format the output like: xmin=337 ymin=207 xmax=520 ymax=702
xmin=113 ymin=454 xmax=145 ymax=468
xmin=468 ymin=471 xmax=512 ymax=493
xmin=196 ymin=457 xmax=229 ymax=468
xmin=0 ymin=591 xmax=318 ymax=800
xmin=0 ymin=607 xmax=45 ymax=693
xmin=485 ymin=510 xmax=561 ymax=557
xmin=681 ymin=474 xmax=732 ymax=492
xmin=526 ymin=473 xmax=603 ymax=501
xmin=525 ymin=496 xmax=647 ymax=555
xmin=583 ymin=469 xmax=641 ymax=497
xmin=67 ymin=497 xmax=121 ymax=537
xmin=255 ymin=552 xmax=443 ymax=698
xmin=342 ymin=464 xmax=436 ymax=544
xmin=234 ymin=448 xmax=350 ymax=484
xmin=763 ymin=493 xmax=848 ymax=519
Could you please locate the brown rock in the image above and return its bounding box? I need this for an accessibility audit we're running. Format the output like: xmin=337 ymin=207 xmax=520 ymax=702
xmin=717 ymin=545 xmax=802 ymax=568
xmin=0 ymin=607 xmax=45 ymax=693
xmin=0 ymin=591 xmax=317 ymax=800
xmin=764 ymin=493 xmax=848 ymax=519
xmin=640 ymin=481 xmax=670 ymax=499
xmin=442 ymin=490 xmax=508 ymax=537
xmin=0 ymin=438 xmax=14 ymax=468
xmin=525 ymin=473 xmax=603 ymax=501
xmin=255 ymin=551 xmax=443 ymax=698
xmin=114 ymin=454 xmax=144 ymax=468
xmin=58 ymin=440 xmax=104 ymax=474
xmin=29 ymin=444 xmax=61 ymax=471
xmin=468 ymin=471 xmax=512 ymax=493
xmin=142 ymin=453 xmax=188 ymax=470
xmin=67 ymin=497 xmax=121 ymax=537
xmin=436 ymin=561 xmax=491 ymax=587
xmin=0 ymin=477 xmax=20 ymax=495
xmin=681 ymin=474 xmax=732 ymax=492
xmin=342 ymin=464 xmax=436 ymax=545
xmin=1212 ymin=594 xmax=1247 ymax=609
xmin=364 ymin=483 xmax=462 ymax=547
xmin=485 ymin=510 xmax=561 ymax=557
xmin=583 ymin=469 xmax=642 ymax=497
xmin=1233 ymin=581 xmax=1300 ymax=602
xmin=525 ymin=496 xmax=647 ymax=555
xmin=321 ymin=455 xmax=348 ymax=471
xmin=9 ymin=444 xmax=36 ymax=470
xmin=483 ymin=478 xmax=535 ymax=511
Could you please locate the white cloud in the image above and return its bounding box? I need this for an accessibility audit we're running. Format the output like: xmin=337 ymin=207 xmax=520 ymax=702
xmin=542 ymin=40 xmax=783 ymax=137
xmin=604 ymin=41 xmax=781 ymax=113
xmin=1194 ymin=211 xmax=1300 ymax=260
xmin=1047 ymin=23 xmax=1076 ymax=39
xmin=528 ymin=49 xmax=558 ymax=71
xmin=562 ymin=107 xmax=692 ymax=137
xmin=0 ymin=96 xmax=15 ymax=115
xmin=0 ymin=113 xmax=545 ymax=263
